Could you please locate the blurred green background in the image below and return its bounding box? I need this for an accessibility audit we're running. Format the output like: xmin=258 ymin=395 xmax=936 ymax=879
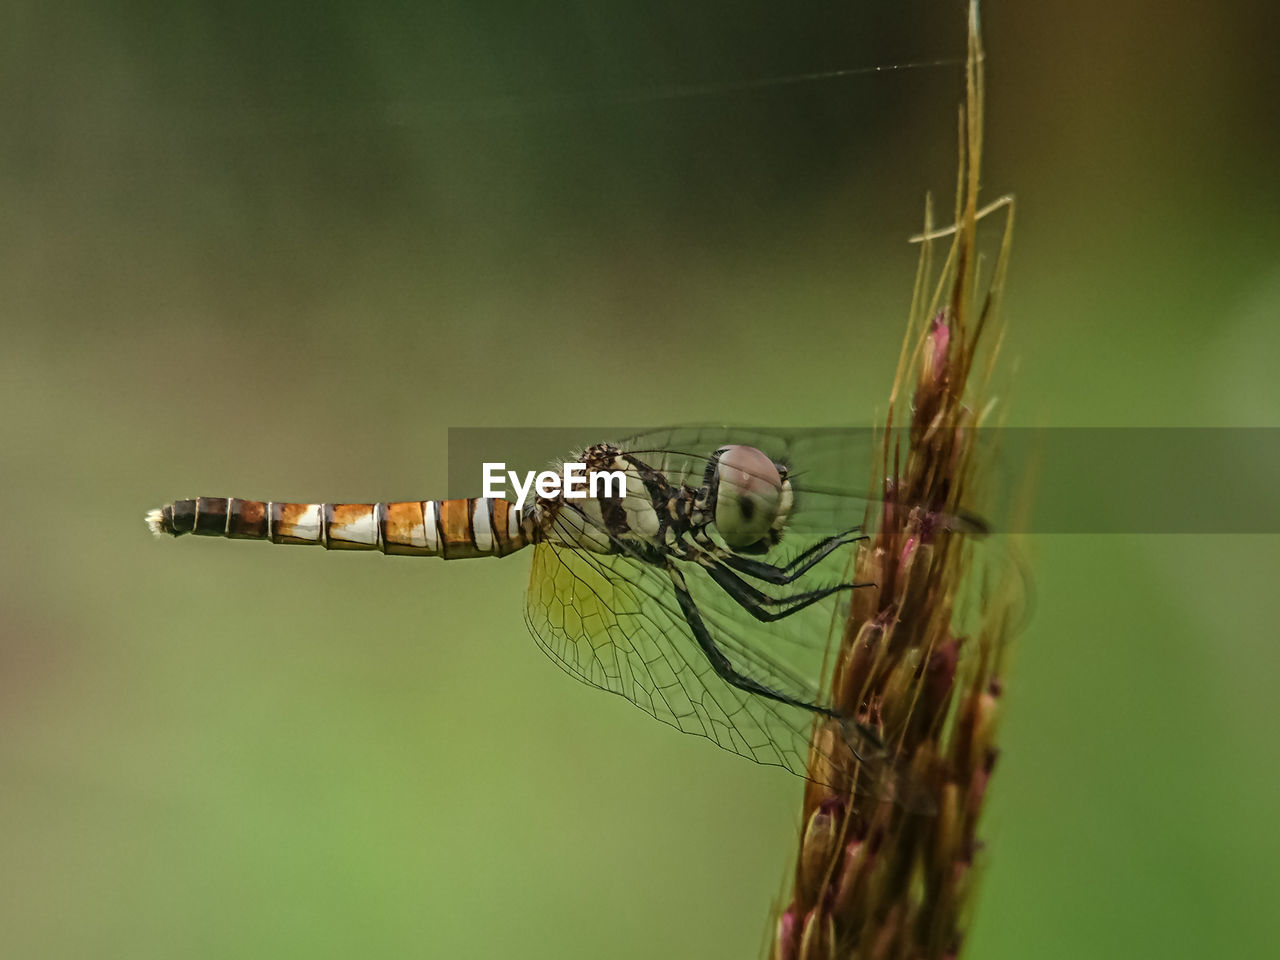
xmin=3 ymin=2 xmax=1277 ymax=957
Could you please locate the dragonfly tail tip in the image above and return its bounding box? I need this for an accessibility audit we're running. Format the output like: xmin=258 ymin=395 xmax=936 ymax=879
xmin=144 ymin=508 xmax=168 ymax=538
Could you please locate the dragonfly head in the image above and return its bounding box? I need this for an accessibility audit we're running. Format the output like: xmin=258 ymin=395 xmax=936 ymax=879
xmin=708 ymin=445 xmax=793 ymax=553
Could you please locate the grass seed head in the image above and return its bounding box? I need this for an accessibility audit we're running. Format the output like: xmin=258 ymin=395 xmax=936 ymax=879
xmin=771 ymin=4 xmax=1020 ymax=957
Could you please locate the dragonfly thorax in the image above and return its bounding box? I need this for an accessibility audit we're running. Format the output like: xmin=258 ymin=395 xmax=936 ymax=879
xmin=524 ymin=442 xmax=794 ymax=562
xmin=525 ymin=443 xmax=666 ymax=556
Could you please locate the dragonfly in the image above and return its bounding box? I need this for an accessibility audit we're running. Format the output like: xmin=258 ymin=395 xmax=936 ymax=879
xmin=146 ymin=426 xmax=983 ymax=788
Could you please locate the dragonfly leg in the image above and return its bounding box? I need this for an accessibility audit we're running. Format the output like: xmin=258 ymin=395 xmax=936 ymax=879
xmin=665 ymin=564 xmax=837 ymax=717
xmin=668 ymin=565 xmax=895 ymax=776
xmin=702 ymin=561 xmax=868 ymax=623
xmin=722 ymin=528 xmax=866 ymax=585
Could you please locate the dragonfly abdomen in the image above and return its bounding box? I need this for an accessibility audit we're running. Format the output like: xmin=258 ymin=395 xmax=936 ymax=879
xmin=145 ymin=497 xmax=530 ymax=558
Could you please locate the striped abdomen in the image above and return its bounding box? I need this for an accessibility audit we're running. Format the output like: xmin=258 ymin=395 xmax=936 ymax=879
xmin=145 ymin=497 xmax=530 ymax=558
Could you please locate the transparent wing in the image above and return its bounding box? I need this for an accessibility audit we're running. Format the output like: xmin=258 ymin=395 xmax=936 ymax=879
xmin=523 ymin=513 xmax=875 ymax=780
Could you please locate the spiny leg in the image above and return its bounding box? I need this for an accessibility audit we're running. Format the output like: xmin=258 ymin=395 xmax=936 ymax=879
xmin=665 ymin=564 xmax=886 ymax=766
xmin=700 ymin=560 xmax=869 ymax=623
xmin=721 ymin=528 xmax=866 ymax=585
xmin=664 ymin=564 xmax=836 ymax=717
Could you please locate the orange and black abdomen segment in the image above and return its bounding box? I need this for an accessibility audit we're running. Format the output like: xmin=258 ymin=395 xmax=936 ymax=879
xmin=147 ymin=497 xmax=530 ymax=558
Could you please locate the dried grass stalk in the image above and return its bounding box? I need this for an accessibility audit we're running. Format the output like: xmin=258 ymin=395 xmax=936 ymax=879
xmin=772 ymin=5 xmax=1019 ymax=958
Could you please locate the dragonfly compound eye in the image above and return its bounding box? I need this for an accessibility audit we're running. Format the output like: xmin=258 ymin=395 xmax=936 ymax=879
xmin=713 ymin=445 xmax=786 ymax=549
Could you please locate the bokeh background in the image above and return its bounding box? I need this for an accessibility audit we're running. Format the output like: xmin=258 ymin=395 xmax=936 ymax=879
xmin=3 ymin=2 xmax=1277 ymax=957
